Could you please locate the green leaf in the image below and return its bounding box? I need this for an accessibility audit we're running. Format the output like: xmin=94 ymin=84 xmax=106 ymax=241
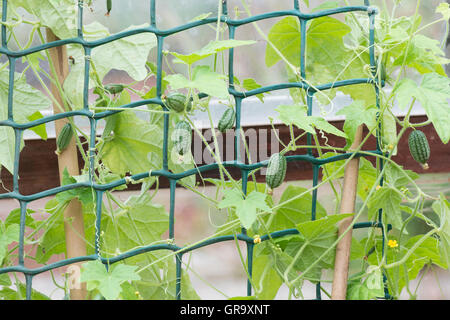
xmin=336 ymin=101 xmax=378 ymax=148
xmin=64 ymin=22 xmax=156 ymax=109
xmin=321 ymin=153 xmax=378 ymax=201
xmin=382 ymin=235 xmax=448 ymax=293
xmin=252 ymin=254 xmax=283 ymax=300
xmin=170 ymin=39 xmax=256 ymax=65
xmin=393 ymin=78 xmax=417 ymax=111
xmin=296 ymin=213 xmax=353 ymax=241
xmin=80 ymin=260 xmax=141 ymax=300
xmin=347 ymin=269 xmax=384 ymax=301
xmin=0 ymin=283 xmax=50 ymax=300
xmin=0 ymin=273 xmax=11 ymax=286
xmin=22 ymin=51 xmax=46 ymax=73
xmin=384 ymin=164 xmax=419 ymax=189
xmin=275 ymin=104 xmax=313 ymax=134
xmin=35 ymin=197 xmax=97 ymax=264
xmin=432 ymin=194 xmax=450 ymax=267
xmin=266 ymin=15 xmax=373 ymax=104
xmin=165 ymin=65 xmax=229 ymax=99
xmin=364 ymin=266 xmax=384 ymax=295
xmin=102 ymin=193 xmax=169 ymax=256
xmin=265 ymin=17 xmax=301 ymax=68
xmin=242 ymin=78 xmax=265 ymax=103
xmin=163 ymin=256 xmax=201 ymax=300
xmin=356 ymin=158 xmax=378 ymax=201
xmin=269 ymin=249 xmax=304 ymax=287
xmin=368 ymin=186 xmax=403 ymax=229
xmin=346 ymin=282 xmax=373 ymax=300
xmin=16 ymin=0 xmax=77 ymax=39
xmin=275 ymin=104 xmax=347 ymax=138
xmin=218 ymin=188 xmax=271 ymax=230
xmin=140 ymin=104 xmax=195 ymax=187
xmin=311 ymin=1 xmax=340 ymax=12
xmin=394 ymin=73 xmax=450 ymax=144
xmin=311 ymin=116 xmax=348 ymax=138
xmin=35 ymin=199 xmax=66 ymax=264
xmin=0 ymin=67 xmax=52 ymax=173
xmin=392 ymin=34 xmax=449 ymax=76
xmin=101 ymin=111 xmax=163 ymax=176
xmin=55 ymin=168 xmax=95 ymax=208
xmin=5 ymin=208 xmax=37 ymax=230
xmin=0 ymin=223 xmax=19 ymax=265
xmin=122 ymin=251 xmax=199 ymax=300
xmin=437 ymin=2 xmax=450 ymax=20
xmin=281 ymin=214 xmax=353 ymax=279
xmin=214 ymin=180 xmax=273 ymax=236
xmin=26 ymin=111 xmax=47 ymax=140
xmin=270 ymin=185 xmax=326 ymax=231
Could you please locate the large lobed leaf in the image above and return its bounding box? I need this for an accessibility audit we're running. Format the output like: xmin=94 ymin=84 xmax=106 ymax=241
xmin=266 ymin=16 xmax=374 ymax=105
xmin=394 ymin=73 xmax=450 ymax=144
xmin=64 ymin=22 xmax=156 ymax=109
xmin=218 ymin=188 xmax=271 ymax=230
xmin=80 ymin=260 xmax=141 ymax=300
xmin=101 ymin=110 xmax=163 ymax=176
xmin=15 ymin=0 xmax=78 ymax=39
xmin=0 ymin=67 xmax=51 ymax=173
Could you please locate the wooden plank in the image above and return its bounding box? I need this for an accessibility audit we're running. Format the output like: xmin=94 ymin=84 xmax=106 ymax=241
xmin=1 ymin=115 xmax=448 ymax=194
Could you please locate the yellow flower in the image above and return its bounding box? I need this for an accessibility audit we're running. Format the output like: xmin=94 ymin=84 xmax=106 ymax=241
xmin=253 ymin=235 xmax=261 ymax=244
xmin=388 ymin=239 xmax=398 ymax=248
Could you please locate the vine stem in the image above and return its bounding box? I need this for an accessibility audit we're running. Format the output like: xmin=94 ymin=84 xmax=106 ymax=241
xmin=383 ymin=228 xmax=438 ymax=270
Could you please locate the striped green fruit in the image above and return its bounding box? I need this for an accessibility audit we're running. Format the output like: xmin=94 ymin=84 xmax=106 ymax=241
xmin=380 ymin=63 xmax=386 ymax=82
xmin=56 ymin=123 xmax=74 ymax=155
xmin=106 ymin=0 xmax=112 ymax=15
xmin=218 ymin=108 xmax=235 ymax=132
xmin=164 ymin=93 xmax=192 ymax=113
xmin=104 ymin=83 xmax=124 ymax=94
xmin=171 ymin=120 xmax=192 ymax=156
xmin=265 ymin=153 xmax=287 ymax=190
xmin=408 ymin=130 xmax=430 ymax=169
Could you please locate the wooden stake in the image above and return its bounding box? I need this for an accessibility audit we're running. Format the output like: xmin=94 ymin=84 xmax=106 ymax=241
xmin=331 ymin=125 xmax=363 ymax=300
xmin=46 ymin=29 xmax=87 ymax=300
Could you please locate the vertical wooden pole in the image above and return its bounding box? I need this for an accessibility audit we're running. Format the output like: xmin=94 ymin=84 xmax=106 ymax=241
xmin=46 ymin=29 xmax=87 ymax=300
xmin=331 ymin=125 xmax=363 ymax=300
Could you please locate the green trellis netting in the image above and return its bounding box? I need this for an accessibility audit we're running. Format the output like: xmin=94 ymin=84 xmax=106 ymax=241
xmin=0 ymin=0 xmax=392 ymax=300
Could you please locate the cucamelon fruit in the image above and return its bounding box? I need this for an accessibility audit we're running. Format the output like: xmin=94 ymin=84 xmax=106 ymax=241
xmin=218 ymin=108 xmax=235 ymax=132
xmin=265 ymin=153 xmax=287 ymax=190
xmin=408 ymin=130 xmax=430 ymax=169
xmin=56 ymin=123 xmax=74 ymax=155
xmin=106 ymin=0 xmax=112 ymax=16
xmin=164 ymin=93 xmax=192 ymax=113
xmin=380 ymin=63 xmax=386 ymax=82
xmin=104 ymin=83 xmax=124 ymax=95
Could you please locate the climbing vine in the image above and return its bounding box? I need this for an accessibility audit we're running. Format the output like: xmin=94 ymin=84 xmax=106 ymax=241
xmin=0 ymin=0 xmax=449 ymax=300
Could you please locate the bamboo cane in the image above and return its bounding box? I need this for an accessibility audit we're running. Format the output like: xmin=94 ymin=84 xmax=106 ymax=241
xmin=46 ymin=29 xmax=87 ymax=300
xmin=331 ymin=125 xmax=363 ymax=300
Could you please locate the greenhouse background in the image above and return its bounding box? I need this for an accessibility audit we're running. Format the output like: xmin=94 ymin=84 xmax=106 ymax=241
xmin=0 ymin=0 xmax=449 ymax=300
